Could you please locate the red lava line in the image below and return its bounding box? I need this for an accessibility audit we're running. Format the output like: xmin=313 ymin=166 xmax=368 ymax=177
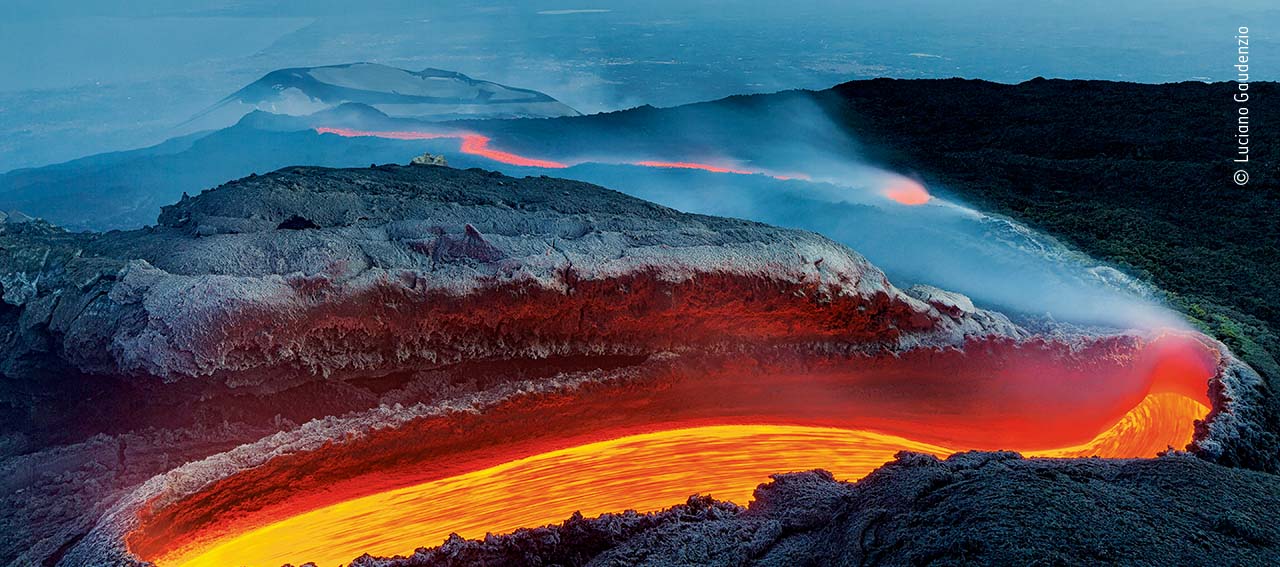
xmin=314 ymin=127 xmax=913 ymax=199
xmin=633 ymin=160 xmax=757 ymax=175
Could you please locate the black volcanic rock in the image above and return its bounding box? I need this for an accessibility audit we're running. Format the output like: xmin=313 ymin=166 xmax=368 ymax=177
xmin=350 ymin=452 xmax=1280 ymax=567
xmin=819 ymin=78 xmax=1280 ymax=472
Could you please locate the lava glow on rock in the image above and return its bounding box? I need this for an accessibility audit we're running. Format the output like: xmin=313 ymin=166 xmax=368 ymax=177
xmin=131 ymin=329 xmax=1219 ymax=567
xmin=883 ymin=179 xmax=933 ymax=205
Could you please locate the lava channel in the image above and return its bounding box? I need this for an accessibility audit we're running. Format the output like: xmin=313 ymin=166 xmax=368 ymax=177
xmin=128 ymin=330 xmax=1219 ymax=567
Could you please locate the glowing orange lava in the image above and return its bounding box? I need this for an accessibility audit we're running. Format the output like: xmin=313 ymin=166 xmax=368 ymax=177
xmin=125 ymin=140 xmax=1211 ymax=565
xmin=131 ymin=331 xmax=1220 ymax=567
xmin=153 ymin=393 xmax=1206 ymax=567
xmin=883 ymin=179 xmax=932 ymax=205
xmin=458 ymin=134 xmax=570 ymax=169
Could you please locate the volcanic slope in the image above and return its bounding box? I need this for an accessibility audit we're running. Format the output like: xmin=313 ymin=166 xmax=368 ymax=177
xmin=0 ymin=163 xmax=1264 ymax=566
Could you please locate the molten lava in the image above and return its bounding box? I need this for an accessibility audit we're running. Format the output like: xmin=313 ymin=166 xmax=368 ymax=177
xmin=118 ymin=159 xmax=1215 ymax=566
xmin=458 ymin=134 xmax=570 ymax=169
xmin=155 ymin=425 xmax=951 ymax=567
xmin=130 ymin=330 xmax=1221 ymax=567
xmin=151 ymin=392 xmax=1207 ymax=567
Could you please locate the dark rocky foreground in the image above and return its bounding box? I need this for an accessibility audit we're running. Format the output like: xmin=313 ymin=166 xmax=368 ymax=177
xmin=346 ymin=452 xmax=1280 ymax=567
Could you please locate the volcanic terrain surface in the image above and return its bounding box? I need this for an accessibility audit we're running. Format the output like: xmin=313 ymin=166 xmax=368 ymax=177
xmin=0 ymin=164 xmax=1270 ymax=566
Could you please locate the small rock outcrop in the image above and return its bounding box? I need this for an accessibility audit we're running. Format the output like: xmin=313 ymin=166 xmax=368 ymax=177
xmin=410 ymin=152 xmax=448 ymax=167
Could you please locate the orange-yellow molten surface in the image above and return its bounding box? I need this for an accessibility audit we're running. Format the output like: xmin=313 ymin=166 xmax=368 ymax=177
xmin=158 ymin=394 xmax=1207 ymax=567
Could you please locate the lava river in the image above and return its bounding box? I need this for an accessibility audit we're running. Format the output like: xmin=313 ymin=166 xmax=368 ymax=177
xmin=153 ymin=396 xmax=1205 ymax=567
xmin=130 ymin=329 xmax=1218 ymax=567
xmin=98 ymin=160 xmax=1222 ymax=567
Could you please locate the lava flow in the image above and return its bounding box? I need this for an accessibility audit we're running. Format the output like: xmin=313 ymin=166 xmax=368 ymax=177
xmin=632 ymin=159 xmax=808 ymax=180
xmin=316 ymin=127 xmax=805 ymax=181
xmin=132 ymin=329 xmax=1219 ymax=567
xmin=114 ymin=153 xmax=1208 ymax=566
xmin=151 ymin=394 xmax=1207 ymax=567
xmin=314 ymin=126 xmax=569 ymax=168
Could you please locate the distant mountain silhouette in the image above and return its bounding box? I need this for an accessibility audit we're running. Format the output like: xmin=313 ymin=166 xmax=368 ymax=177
xmin=183 ymin=62 xmax=579 ymax=130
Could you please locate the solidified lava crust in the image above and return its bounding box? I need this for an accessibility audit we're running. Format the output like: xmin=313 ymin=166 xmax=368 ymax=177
xmin=2 ymin=164 xmax=992 ymax=391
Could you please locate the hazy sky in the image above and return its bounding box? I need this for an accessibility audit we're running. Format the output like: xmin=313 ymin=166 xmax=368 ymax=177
xmin=1 ymin=0 xmax=1275 ymax=170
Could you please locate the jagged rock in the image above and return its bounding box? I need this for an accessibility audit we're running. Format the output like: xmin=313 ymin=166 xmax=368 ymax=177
xmin=1 ymin=210 xmax=34 ymax=224
xmin=906 ymin=284 xmax=976 ymax=318
xmin=277 ymin=214 xmax=322 ymax=230
xmin=411 ymin=152 xmax=448 ymax=167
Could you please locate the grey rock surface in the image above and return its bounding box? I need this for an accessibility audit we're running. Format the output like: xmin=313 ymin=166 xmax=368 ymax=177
xmin=0 ymin=164 xmax=1018 ymax=390
xmin=410 ymin=153 xmax=448 ymax=167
